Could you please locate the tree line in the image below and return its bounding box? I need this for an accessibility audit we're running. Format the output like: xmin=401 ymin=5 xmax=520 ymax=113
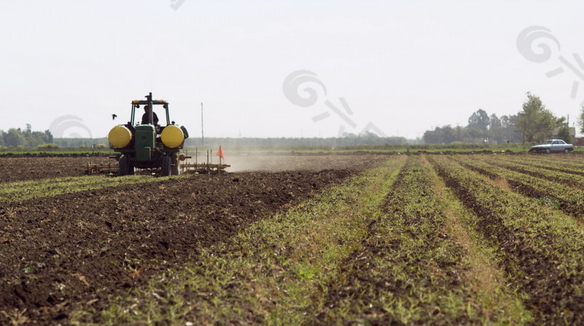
xmin=0 ymin=125 xmax=53 ymax=147
xmin=184 ymin=132 xmax=409 ymax=149
xmin=423 ymin=93 xmax=574 ymax=144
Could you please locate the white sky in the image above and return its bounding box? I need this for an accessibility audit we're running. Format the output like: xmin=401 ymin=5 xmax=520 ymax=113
xmin=1 ymin=0 xmax=583 ymax=139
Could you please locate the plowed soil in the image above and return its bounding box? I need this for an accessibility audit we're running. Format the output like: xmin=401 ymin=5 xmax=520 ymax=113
xmin=0 ymin=169 xmax=356 ymax=325
xmin=0 ymin=157 xmax=103 ymax=182
xmin=0 ymin=154 xmax=390 ymax=182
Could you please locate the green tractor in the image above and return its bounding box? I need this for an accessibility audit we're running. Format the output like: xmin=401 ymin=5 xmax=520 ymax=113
xmin=108 ymin=92 xmax=189 ymax=176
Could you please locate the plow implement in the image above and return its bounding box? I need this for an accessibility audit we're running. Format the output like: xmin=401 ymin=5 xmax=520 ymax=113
xmin=180 ymin=162 xmax=230 ymax=174
xmin=178 ymin=149 xmax=230 ymax=174
xmin=86 ymin=161 xmax=119 ymax=175
xmin=85 ymin=152 xmax=230 ymax=175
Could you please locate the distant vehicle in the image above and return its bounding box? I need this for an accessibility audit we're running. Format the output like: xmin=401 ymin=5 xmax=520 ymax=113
xmin=529 ymin=139 xmax=574 ymax=153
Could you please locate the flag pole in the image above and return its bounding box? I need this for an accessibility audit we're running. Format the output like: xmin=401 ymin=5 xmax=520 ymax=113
xmin=201 ymin=102 xmax=204 ymax=147
xmin=217 ymin=145 xmax=224 ymax=174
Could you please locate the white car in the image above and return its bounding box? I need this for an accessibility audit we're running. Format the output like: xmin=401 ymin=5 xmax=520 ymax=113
xmin=529 ymin=139 xmax=574 ymax=153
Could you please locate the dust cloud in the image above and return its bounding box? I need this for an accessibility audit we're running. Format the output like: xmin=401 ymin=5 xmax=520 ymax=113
xmin=183 ymin=153 xmax=388 ymax=172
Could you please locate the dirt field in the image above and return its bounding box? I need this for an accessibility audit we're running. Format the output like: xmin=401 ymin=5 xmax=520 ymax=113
xmin=0 ymin=154 xmax=389 ymax=182
xmin=0 ymin=157 xmax=98 ymax=182
xmin=0 ymin=154 xmax=380 ymax=325
xmin=4 ymin=153 xmax=584 ymax=325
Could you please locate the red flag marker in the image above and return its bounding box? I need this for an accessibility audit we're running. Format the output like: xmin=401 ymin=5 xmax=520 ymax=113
xmin=216 ymin=146 xmax=224 ymax=160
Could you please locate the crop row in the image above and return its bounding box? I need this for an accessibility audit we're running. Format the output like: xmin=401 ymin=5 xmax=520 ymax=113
xmin=315 ymin=155 xmax=527 ymax=324
xmin=451 ymin=156 xmax=584 ymax=217
xmin=505 ymin=155 xmax=584 ymax=176
xmin=525 ymin=153 xmax=584 ymax=167
xmin=429 ymin=156 xmax=584 ymax=324
xmin=480 ymin=156 xmax=584 ymax=189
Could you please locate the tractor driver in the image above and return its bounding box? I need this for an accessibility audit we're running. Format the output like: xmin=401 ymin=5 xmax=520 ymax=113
xmin=141 ymin=105 xmax=159 ymax=125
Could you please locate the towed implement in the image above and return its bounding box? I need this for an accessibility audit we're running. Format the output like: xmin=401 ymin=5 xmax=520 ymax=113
xmin=107 ymin=92 xmax=189 ymax=176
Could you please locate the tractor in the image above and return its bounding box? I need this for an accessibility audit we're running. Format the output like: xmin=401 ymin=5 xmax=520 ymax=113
xmin=107 ymin=92 xmax=189 ymax=176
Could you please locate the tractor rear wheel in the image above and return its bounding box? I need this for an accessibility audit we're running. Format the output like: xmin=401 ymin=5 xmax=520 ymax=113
xmin=161 ymin=156 xmax=172 ymax=176
xmin=171 ymin=154 xmax=179 ymax=175
xmin=118 ymin=155 xmax=134 ymax=176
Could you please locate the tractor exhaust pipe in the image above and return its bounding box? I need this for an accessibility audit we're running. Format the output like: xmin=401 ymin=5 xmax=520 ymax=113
xmin=146 ymin=92 xmax=154 ymax=125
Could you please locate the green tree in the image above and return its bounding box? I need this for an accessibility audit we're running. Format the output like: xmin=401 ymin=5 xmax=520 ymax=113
xmin=454 ymin=125 xmax=467 ymax=142
xmin=516 ymin=93 xmax=556 ymax=143
xmin=441 ymin=125 xmax=456 ymax=144
xmin=501 ymin=115 xmax=522 ymax=143
xmin=423 ymin=127 xmax=445 ymax=144
xmin=489 ymin=114 xmax=501 ymax=128
xmin=489 ymin=114 xmax=503 ymax=143
xmin=467 ymin=109 xmax=490 ymax=133
xmin=45 ymin=130 xmax=53 ymax=144
xmin=579 ymin=107 xmax=584 ymax=134
xmin=554 ymin=116 xmax=572 ymax=143
xmin=556 ymin=124 xmax=572 ymax=143
xmin=3 ymin=128 xmax=25 ymax=147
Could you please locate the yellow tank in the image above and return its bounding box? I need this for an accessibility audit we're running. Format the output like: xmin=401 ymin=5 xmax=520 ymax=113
xmin=108 ymin=125 xmax=132 ymax=149
xmin=161 ymin=125 xmax=184 ymax=148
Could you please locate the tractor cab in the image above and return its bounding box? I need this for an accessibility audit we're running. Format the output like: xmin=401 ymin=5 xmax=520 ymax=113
xmin=108 ymin=92 xmax=189 ymax=176
xmin=131 ymin=99 xmax=167 ymax=127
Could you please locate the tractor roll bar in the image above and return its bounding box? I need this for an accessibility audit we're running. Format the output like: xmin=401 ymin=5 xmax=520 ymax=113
xmin=129 ymin=92 xmax=171 ymax=126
